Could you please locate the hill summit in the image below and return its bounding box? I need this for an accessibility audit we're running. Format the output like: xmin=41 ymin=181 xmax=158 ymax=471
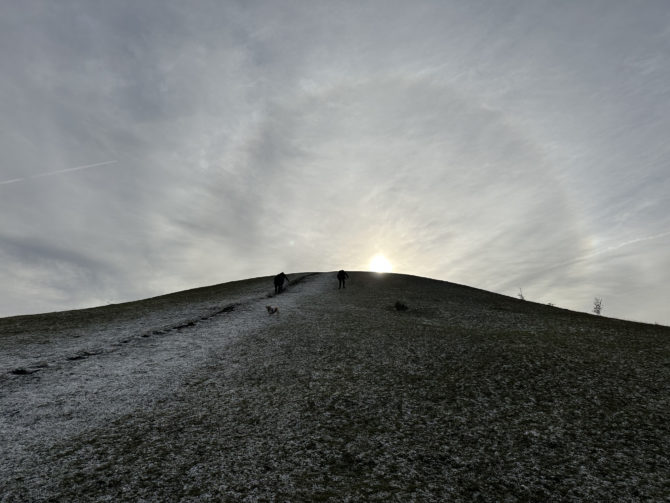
xmin=1 ymin=272 xmax=668 ymax=501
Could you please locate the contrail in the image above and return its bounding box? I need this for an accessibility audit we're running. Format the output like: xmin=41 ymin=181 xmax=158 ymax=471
xmin=598 ymin=231 xmax=670 ymax=253
xmin=548 ymin=230 xmax=670 ymax=271
xmin=0 ymin=178 xmax=25 ymax=186
xmin=0 ymin=160 xmax=118 ymax=186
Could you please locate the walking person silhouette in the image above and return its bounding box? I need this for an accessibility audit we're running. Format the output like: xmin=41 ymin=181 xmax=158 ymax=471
xmin=274 ymin=272 xmax=289 ymax=294
xmin=337 ymin=270 xmax=350 ymax=289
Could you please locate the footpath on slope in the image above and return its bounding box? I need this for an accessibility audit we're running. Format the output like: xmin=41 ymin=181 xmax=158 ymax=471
xmin=0 ymin=272 xmax=327 ymax=499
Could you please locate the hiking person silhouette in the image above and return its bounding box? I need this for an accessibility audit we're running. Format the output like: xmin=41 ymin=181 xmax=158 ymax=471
xmin=274 ymin=272 xmax=289 ymax=294
xmin=337 ymin=270 xmax=350 ymax=289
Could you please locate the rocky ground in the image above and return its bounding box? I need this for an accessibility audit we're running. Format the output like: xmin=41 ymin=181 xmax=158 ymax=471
xmin=1 ymin=272 xmax=668 ymax=502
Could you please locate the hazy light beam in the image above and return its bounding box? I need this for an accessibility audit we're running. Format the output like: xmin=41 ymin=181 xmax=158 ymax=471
xmin=0 ymin=160 xmax=118 ymax=186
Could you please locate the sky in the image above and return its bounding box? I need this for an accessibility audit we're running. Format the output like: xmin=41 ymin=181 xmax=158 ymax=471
xmin=1 ymin=1 xmax=669 ymax=325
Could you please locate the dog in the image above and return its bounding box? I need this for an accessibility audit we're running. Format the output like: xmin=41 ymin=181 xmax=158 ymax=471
xmin=266 ymin=305 xmax=279 ymax=315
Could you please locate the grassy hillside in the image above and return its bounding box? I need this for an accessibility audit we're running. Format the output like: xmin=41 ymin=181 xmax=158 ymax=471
xmin=0 ymin=274 xmax=275 ymax=346
xmin=1 ymin=272 xmax=668 ymax=502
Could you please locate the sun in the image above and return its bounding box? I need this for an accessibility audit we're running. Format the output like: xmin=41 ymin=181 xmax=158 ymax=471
xmin=369 ymin=254 xmax=392 ymax=273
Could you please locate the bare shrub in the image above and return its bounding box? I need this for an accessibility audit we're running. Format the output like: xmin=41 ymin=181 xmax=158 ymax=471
xmin=593 ymin=297 xmax=603 ymax=315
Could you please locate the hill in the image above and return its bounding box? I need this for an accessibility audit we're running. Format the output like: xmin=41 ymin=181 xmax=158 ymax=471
xmin=1 ymin=272 xmax=668 ymax=502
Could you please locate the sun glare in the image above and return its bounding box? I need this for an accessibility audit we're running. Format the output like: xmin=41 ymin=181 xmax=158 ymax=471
xmin=370 ymin=254 xmax=392 ymax=273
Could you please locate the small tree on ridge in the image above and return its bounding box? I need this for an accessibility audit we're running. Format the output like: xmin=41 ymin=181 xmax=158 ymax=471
xmin=593 ymin=297 xmax=603 ymax=315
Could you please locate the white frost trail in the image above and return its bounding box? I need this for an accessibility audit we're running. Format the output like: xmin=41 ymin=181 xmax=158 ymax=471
xmin=0 ymin=273 xmax=329 ymax=472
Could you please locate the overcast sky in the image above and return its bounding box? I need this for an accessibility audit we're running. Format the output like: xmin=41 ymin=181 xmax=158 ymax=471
xmin=2 ymin=1 xmax=669 ymax=324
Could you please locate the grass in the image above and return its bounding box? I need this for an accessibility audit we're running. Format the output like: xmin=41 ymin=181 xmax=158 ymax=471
xmin=1 ymin=272 xmax=668 ymax=502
